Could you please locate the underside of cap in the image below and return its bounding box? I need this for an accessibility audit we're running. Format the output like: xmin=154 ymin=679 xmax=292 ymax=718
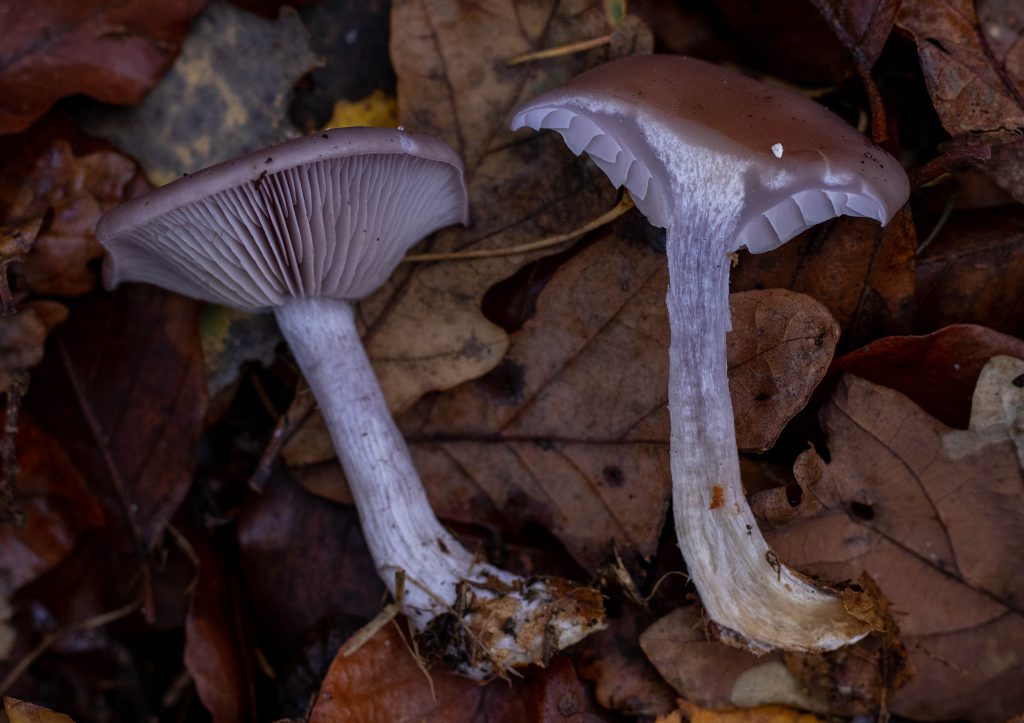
xmin=511 ymin=54 xmax=909 ymax=253
xmin=98 ymin=128 xmax=468 ymax=311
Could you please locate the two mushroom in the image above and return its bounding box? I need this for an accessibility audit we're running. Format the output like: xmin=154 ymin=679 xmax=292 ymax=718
xmin=97 ymin=54 xmax=909 ymax=674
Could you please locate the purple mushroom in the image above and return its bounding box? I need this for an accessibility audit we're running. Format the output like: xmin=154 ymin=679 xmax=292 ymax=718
xmin=97 ymin=127 xmax=603 ymax=678
xmin=512 ymin=55 xmax=909 ymax=652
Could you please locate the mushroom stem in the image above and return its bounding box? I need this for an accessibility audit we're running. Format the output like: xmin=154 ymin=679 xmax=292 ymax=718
xmin=275 ymin=297 xmax=604 ymax=676
xmin=665 ymin=217 xmax=868 ymax=652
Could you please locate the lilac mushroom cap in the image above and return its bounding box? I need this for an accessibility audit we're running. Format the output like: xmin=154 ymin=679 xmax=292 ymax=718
xmin=96 ymin=127 xmax=604 ymax=678
xmin=512 ymin=55 xmax=909 ymax=653
xmin=98 ymin=126 xmax=469 ymax=310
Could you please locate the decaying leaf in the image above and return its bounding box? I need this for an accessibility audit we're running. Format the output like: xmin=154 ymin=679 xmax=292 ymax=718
xmin=311 ymin=624 xmax=595 ymax=723
xmin=896 ymin=0 xmax=1024 ymax=142
xmin=0 ymin=301 xmax=68 ymax=392
xmin=0 ymin=0 xmax=205 ymax=134
xmin=0 ymin=140 xmax=144 ymax=297
xmin=829 ymin=323 xmax=1024 ymax=428
xmin=27 ymin=284 xmax=207 ymax=551
xmin=184 ymin=532 xmax=255 ymax=722
xmin=288 ymin=223 xmax=840 ymax=571
xmin=356 ymin=0 xmax=622 ymax=411
xmin=79 ymin=0 xmax=320 ymax=186
xmin=640 ymin=606 xmax=830 ymax=714
xmin=0 ymin=414 xmax=104 ymax=591
xmin=733 ymin=208 xmax=917 ymax=351
xmin=576 ymin=611 xmax=678 ymax=718
xmin=3 ymin=698 xmax=75 ymax=723
xmin=754 ymin=365 xmax=1024 ymax=721
xmin=916 ymin=207 xmax=1024 ymax=338
xmin=729 ymin=289 xmax=839 ymax=452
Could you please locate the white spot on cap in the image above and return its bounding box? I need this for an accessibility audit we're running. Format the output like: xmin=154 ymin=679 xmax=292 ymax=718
xmin=772 ymin=143 xmax=784 ymax=158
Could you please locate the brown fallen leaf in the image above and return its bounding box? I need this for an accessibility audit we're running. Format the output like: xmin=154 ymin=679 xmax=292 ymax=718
xmin=0 ymin=0 xmax=205 ymax=134
xmin=753 ymin=366 xmax=1024 ymax=721
xmin=288 ymin=223 xmax=839 ymax=571
xmin=4 ymin=698 xmax=74 ymax=723
xmin=575 ymin=611 xmax=678 ymax=718
xmin=310 ymin=624 xmax=596 ymax=723
xmin=184 ymin=532 xmax=256 ymax=722
xmin=0 ymin=302 xmax=69 ymax=393
xmin=0 ymin=140 xmax=145 ymax=297
xmin=357 ymin=0 xmax=622 ymax=411
xmin=0 ymin=414 xmax=104 ymax=591
xmin=729 ymin=289 xmax=839 ymax=452
xmin=829 ymin=324 xmax=1024 ymax=428
xmin=915 ymin=207 xmax=1024 ymax=338
xmin=640 ymin=606 xmax=831 ymax=714
xmin=732 ymin=208 xmax=917 ymax=351
xmin=896 ymin=0 xmax=1023 ymax=143
xmin=237 ymin=472 xmax=385 ymax=649
xmin=677 ymin=700 xmax=824 ymax=723
xmin=26 ymin=284 xmax=207 ymax=552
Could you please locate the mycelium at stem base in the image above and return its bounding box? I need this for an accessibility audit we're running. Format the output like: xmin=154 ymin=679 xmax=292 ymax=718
xmin=275 ymin=297 xmax=604 ymax=677
xmin=664 ymin=207 xmax=868 ymax=653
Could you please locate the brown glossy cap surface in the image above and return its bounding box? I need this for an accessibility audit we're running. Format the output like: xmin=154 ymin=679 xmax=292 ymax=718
xmin=511 ymin=54 xmax=909 ymax=252
xmin=97 ymin=127 xmax=468 ymax=311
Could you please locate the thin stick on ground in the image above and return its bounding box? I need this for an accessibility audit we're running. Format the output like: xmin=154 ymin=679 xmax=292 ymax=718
xmin=402 ymin=195 xmax=633 ymax=263
xmin=506 ymin=35 xmax=613 ymax=66
xmin=0 ymin=600 xmax=140 ymax=695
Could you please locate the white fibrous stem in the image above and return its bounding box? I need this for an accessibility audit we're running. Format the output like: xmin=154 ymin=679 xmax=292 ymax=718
xmin=275 ymin=297 xmax=603 ymax=677
xmin=665 ymin=206 xmax=870 ymax=652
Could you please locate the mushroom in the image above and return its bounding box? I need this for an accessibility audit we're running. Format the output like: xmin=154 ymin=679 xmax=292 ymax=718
xmin=511 ymin=55 xmax=909 ymax=652
xmin=96 ymin=127 xmax=603 ymax=677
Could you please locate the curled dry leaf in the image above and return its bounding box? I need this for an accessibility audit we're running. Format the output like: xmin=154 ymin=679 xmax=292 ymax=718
xmin=0 ymin=140 xmax=144 ymax=297
xmin=0 ymin=0 xmax=205 ymax=134
xmin=895 ymin=0 xmax=1024 ymax=142
xmin=288 ymin=223 xmax=840 ymax=572
xmin=81 ymin=1 xmax=321 ymax=186
xmin=753 ymin=365 xmax=1024 ymax=721
xmin=0 ymin=301 xmax=68 ymax=392
xmin=829 ymin=323 xmax=1024 ymax=428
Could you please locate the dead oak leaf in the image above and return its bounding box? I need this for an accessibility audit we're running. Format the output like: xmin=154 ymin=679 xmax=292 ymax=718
xmin=0 ymin=0 xmax=205 ymax=134
xmin=753 ymin=366 xmax=1024 ymax=721
xmin=289 ymin=222 xmax=841 ymax=572
xmin=356 ymin=0 xmax=622 ymax=412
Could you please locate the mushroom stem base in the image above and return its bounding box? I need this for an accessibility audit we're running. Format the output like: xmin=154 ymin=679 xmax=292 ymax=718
xmin=665 ymin=229 xmax=869 ymax=652
xmin=275 ymin=297 xmax=604 ymax=677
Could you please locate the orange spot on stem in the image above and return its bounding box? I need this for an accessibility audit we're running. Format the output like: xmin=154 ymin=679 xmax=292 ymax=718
xmin=709 ymin=485 xmax=725 ymax=510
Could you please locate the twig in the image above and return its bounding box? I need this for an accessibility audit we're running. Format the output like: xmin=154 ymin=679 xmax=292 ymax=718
xmin=340 ymin=570 xmax=406 ymax=657
xmin=403 ymin=195 xmax=633 ymax=263
xmin=0 ymin=599 xmax=140 ymax=695
xmin=247 ymin=384 xmax=316 ymax=492
xmin=909 ymin=145 xmax=992 ymax=190
xmin=506 ymin=34 xmax=613 ymax=66
xmin=0 ymin=371 xmax=29 ymax=527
